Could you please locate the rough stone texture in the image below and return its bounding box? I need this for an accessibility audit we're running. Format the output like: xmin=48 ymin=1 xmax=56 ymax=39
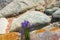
xmin=0 ymin=0 xmax=60 ymax=17
xmin=10 ymin=11 xmax=51 ymax=31
xmin=0 ymin=18 xmax=8 ymax=34
xmin=52 ymin=1 xmax=60 ymax=7
xmin=0 ymin=32 xmax=19 ymax=40
xmin=44 ymin=0 xmax=56 ymax=8
xmin=0 ymin=0 xmax=45 ymax=17
xmin=53 ymin=8 xmax=60 ymax=18
xmin=44 ymin=0 xmax=60 ymax=8
xmin=30 ymin=23 xmax=60 ymax=40
xmin=0 ymin=0 xmax=13 ymax=10
xmin=45 ymin=7 xmax=59 ymax=15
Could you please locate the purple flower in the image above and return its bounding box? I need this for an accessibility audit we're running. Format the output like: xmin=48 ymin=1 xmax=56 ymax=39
xmin=21 ymin=20 xmax=30 ymax=40
xmin=21 ymin=20 xmax=30 ymax=29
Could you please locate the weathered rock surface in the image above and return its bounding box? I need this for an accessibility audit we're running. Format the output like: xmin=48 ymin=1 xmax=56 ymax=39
xmin=0 ymin=0 xmax=45 ymax=17
xmin=0 ymin=18 xmax=8 ymax=34
xmin=45 ymin=7 xmax=59 ymax=15
xmin=45 ymin=0 xmax=60 ymax=8
xmin=53 ymin=8 xmax=60 ymax=18
xmin=10 ymin=11 xmax=51 ymax=31
xmin=0 ymin=0 xmax=13 ymax=10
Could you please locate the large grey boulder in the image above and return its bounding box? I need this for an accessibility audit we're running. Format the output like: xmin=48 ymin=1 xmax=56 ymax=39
xmin=45 ymin=7 xmax=59 ymax=15
xmin=10 ymin=11 xmax=51 ymax=31
xmin=0 ymin=0 xmax=45 ymax=17
xmin=53 ymin=8 xmax=60 ymax=18
xmin=0 ymin=0 xmax=13 ymax=10
xmin=44 ymin=0 xmax=60 ymax=8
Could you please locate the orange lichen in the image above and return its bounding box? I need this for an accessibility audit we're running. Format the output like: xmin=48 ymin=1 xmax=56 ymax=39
xmin=0 ymin=32 xmax=19 ymax=40
xmin=6 ymin=18 xmax=13 ymax=33
xmin=36 ymin=29 xmax=46 ymax=34
xmin=50 ymin=27 xmax=59 ymax=32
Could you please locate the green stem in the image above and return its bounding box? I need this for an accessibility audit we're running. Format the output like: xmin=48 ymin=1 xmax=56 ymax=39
xmin=24 ymin=27 xmax=30 ymax=40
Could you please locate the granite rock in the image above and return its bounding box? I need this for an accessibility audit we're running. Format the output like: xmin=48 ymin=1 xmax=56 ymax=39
xmin=10 ymin=11 xmax=51 ymax=31
xmin=0 ymin=0 xmax=13 ymax=10
xmin=45 ymin=7 xmax=59 ymax=15
xmin=0 ymin=18 xmax=8 ymax=34
xmin=0 ymin=0 xmax=45 ymax=17
xmin=53 ymin=8 xmax=60 ymax=18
